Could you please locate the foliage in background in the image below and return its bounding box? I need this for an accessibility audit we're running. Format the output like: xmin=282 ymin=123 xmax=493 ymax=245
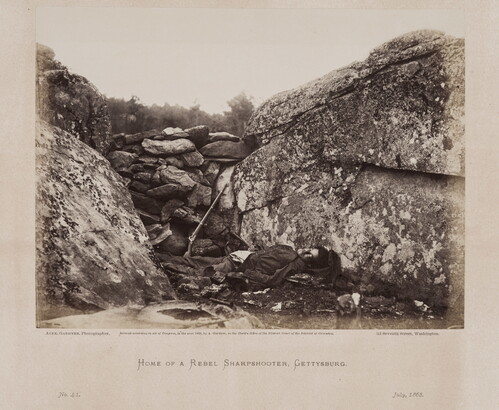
xmin=106 ymin=92 xmax=255 ymax=136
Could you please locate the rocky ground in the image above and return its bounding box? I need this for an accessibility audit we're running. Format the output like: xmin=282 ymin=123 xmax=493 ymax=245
xmin=170 ymin=272 xmax=458 ymax=330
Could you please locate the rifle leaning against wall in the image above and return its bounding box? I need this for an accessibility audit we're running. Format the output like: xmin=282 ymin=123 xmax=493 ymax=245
xmin=184 ymin=183 xmax=228 ymax=257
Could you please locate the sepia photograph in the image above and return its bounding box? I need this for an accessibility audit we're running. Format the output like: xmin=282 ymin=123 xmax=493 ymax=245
xmin=35 ymin=7 xmax=465 ymax=330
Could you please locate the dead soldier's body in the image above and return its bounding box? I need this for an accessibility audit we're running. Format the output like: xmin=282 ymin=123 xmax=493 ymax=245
xmin=163 ymin=244 xmax=341 ymax=292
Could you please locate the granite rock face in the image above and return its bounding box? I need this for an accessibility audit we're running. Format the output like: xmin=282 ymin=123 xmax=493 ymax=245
xmin=245 ymin=31 xmax=464 ymax=177
xmin=36 ymin=122 xmax=176 ymax=321
xmin=234 ymin=31 xmax=464 ymax=310
xmin=36 ymin=44 xmax=112 ymax=156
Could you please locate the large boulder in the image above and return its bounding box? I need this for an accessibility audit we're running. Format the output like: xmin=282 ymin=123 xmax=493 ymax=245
xmin=36 ymin=44 xmax=112 ymax=156
xmin=245 ymin=30 xmax=464 ymax=177
xmin=234 ymin=31 xmax=464 ymax=312
xmin=36 ymin=122 xmax=176 ymax=321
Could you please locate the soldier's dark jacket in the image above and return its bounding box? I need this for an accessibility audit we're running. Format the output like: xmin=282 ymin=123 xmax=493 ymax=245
xmin=236 ymin=245 xmax=306 ymax=287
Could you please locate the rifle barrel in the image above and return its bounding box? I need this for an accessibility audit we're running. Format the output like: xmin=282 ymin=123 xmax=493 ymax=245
xmin=188 ymin=184 xmax=228 ymax=243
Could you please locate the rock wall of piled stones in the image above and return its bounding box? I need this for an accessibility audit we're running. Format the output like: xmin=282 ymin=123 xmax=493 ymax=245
xmin=106 ymin=126 xmax=253 ymax=257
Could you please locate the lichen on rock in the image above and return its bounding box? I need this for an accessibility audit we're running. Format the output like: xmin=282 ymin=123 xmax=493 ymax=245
xmin=36 ymin=44 xmax=112 ymax=156
xmin=36 ymin=122 xmax=176 ymax=321
xmin=234 ymin=30 xmax=464 ymax=312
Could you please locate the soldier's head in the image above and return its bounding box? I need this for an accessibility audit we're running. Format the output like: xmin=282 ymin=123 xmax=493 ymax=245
xmin=297 ymin=246 xmax=330 ymax=268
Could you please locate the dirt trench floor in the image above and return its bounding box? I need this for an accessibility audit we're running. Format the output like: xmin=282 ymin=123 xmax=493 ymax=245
xmin=173 ymin=279 xmax=462 ymax=330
